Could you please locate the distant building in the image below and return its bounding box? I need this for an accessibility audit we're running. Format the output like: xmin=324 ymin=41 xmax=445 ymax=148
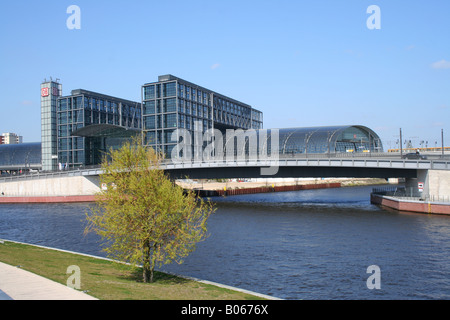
xmin=1 ymin=133 xmax=23 ymax=145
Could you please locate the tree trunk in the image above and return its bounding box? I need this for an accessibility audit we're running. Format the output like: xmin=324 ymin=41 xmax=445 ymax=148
xmin=143 ymin=265 xmax=152 ymax=283
xmin=150 ymin=267 xmax=154 ymax=283
xmin=143 ymin=239 xmax=151 ymax=283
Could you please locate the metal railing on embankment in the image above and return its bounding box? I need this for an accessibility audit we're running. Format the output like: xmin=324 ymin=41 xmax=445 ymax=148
xmin=0 ymin=165 xmax=102 ymax=183
xmin=372 ymin=186 xmax=450 ymax=203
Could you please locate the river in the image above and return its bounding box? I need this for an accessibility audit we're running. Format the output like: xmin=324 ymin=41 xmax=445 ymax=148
xmin=1 ymin=185 xmax=449 ymax=300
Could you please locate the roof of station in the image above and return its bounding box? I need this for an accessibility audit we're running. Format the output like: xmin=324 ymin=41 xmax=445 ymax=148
xmin=225 ymin=125 xmax=384 ymax=155
xmin=0 ymin=143 xmax=42 ymax=170
xmin=275 ymin=125 xmax=383 ymax=154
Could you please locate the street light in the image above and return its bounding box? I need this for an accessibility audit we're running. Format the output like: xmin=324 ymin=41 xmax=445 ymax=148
xmin=399 ymin=128 xmax=403 ymax=156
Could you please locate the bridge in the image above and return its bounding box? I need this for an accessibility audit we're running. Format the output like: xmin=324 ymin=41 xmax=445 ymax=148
xmin=1 ymin=152 xmax=449 ymax=202
xmin=2 ymin=153 xmax=449 ymax=180
xmin=162 ymin=154 xmax=450 ymax=180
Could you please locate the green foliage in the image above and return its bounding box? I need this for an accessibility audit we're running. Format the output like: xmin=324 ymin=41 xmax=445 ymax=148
xmin=85 ymin=138 xmax=215 ymax=282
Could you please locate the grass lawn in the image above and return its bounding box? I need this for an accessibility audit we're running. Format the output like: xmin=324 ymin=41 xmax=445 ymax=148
xmin=0 ymin=241 xmax=265 ymax=300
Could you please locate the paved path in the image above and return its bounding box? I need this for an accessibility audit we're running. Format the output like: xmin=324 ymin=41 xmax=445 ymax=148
xmin=0 ymin=262 xmax=97 ymax=300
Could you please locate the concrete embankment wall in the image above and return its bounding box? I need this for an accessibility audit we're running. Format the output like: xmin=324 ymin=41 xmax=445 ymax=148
xmin=197 ymin=182 xmax=342 ymax=197
xmin=371 ymin=194 xmax=450 ymax=215
xmin=0 ymin=176 xmax=100 ymax=203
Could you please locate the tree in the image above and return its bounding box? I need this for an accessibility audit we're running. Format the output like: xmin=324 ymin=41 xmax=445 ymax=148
xmin=85 ymin=139 xmax=215 ymax=283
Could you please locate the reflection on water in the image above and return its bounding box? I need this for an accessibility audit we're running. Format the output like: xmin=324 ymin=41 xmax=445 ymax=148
xmin=1 ymin=185 xmax=450 ymax=299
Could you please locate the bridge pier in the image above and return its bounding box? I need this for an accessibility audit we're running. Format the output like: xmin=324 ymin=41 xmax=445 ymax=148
xmin=404 ymin=170 xmax=428 ymax=197
xmin=404 ymin=169 xmax=450 ymax=200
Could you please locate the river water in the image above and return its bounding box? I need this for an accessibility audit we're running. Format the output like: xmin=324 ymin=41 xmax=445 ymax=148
xmin=1 ymin=185 xmax=449 ymax=300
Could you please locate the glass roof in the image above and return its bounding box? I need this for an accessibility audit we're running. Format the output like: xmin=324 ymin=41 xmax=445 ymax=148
xmin=0 ymin=142 xmax=42 ymax=170
xmin=276 ymin=125 xmax=383 ymax=154
xmin=222 ymin=125 xmax=383 ymax=156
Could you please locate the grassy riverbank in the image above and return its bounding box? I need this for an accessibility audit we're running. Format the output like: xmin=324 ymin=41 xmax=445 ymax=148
xmin=0 ymin=241 xmax=265 ymax=300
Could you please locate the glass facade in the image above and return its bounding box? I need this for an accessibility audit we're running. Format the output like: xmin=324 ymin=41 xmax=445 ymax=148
xmin=33 ymin=78 xmax=389 ymax=172
xmin=0 ymin=143 xmax=42 ymax=173
xmin=57 ymin=90 xmax=141 ymax=168
xmin=276 ymin=126 xmax=384 ymax=155
xmin=142 ymin=75 xmax=263 ymax=158
xmin=41 ymin=80 xmax=62 ymax=171
xmin=218 ymin=126 xmax=383 ymax=159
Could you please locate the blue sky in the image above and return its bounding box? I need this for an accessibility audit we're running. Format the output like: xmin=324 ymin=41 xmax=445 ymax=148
xmin=0 ymin=0 xmax=449 ymax=150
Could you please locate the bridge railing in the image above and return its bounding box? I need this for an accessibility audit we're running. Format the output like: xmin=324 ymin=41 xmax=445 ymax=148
xmin=162 ymin=151 xmax=450 ymax=163
xmin=0 ymin=165 xmax=103 ymax=183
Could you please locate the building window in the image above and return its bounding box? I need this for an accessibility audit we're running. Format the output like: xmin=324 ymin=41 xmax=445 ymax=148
xmin=186 ymin=101 xmax=191 ymax=114
xmin=163 ymin=82 xmax=176 ymax=97
xmin=164 ymin=114 xmax=177 ymax=128
xmin=164 ymin=144 xmax=175 ymax=158
xmin=145 ymin=131 xmax=156 ymax=145
xmin=143 ymin=101 xmax=155 ymax=114
xmin=144 ymin=85 xmax=155 ymax=100
xmin=178 ymin=98 xmax=184 ymax=113
xmin=178 ymin=114 xmax=185 ymax=128
xmin=74 ymin=151 xmax=85 ymax=164
xmin=58 ymin=99 xmax=68 ymax=111
xmin=164 ymin=98 xmax=177 ymax=113
xmin=59 ymin=138 xmax=69 ymax=151
xmin=156 ymin=100 xmax=162 ymax=113
xmin=58 ymin=125 xmax=68 ymax=137
xmin=156 ymin=84 xmax=161 ymax=98
xmin=144 ymin=115 xmax=156 ymax=130
xmin=165 ymin=130 xmax=176 ymax=144
xmin=178 ymin=84 xmax=185 ymax=98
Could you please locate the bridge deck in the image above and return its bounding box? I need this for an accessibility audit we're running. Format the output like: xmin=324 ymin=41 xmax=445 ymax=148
xmin=1 ymin=155 xmax=449 ymax=183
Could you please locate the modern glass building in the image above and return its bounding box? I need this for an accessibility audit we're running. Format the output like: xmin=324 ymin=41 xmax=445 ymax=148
xmin=57 ymin=89 xmax=141 ymax=168
xmin=36 ymin=77 xmax=385 ymax=172
xmin=142 ymin=75 xmax=263 ymax=157
xmin=41 ymin=79 xmax=62 ymax=171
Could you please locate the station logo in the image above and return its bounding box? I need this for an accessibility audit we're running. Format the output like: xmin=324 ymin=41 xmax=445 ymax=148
xmin=41 ymin=87 xmax=49 ymax=97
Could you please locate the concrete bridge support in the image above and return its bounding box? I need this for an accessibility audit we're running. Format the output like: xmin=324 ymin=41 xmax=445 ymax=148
xmin=405 ymin=169 xmax=450 ymax=200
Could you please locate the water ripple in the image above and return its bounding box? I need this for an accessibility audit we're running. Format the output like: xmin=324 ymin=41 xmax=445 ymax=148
xmin=1 ymin=185 xmax=450 ymax=299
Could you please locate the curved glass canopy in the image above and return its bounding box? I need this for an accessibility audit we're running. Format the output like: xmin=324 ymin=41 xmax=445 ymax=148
xmin=0 ymin=143 xmax=42 ymax=170
xmin=277 ymin=125 xmax=383 ymax=154
xmin=222 ymin=125 xmax=383 ymax=157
